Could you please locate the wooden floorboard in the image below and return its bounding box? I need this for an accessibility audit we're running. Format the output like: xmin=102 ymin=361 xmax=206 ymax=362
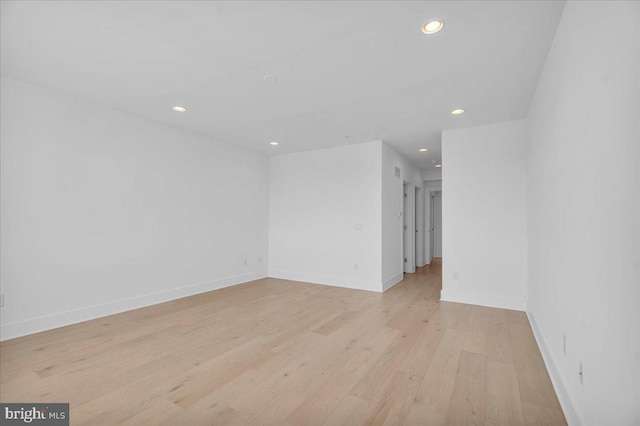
xmin=0 ymin=260 xmax=566 ymax=425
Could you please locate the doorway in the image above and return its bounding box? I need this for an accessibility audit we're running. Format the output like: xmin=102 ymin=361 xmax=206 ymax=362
xmin=415 ymin=186 xmax=424 ymax=267
xmin=429 ymin=191 xmax=442 ymax=258
xmin=402 ymin=182 xmax=416 ymax=273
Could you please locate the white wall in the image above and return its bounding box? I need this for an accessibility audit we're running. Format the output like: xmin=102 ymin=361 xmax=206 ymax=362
xmin=441 ymin=120 xmax=528 ymax=311
xmin=269 ymin=141 xmax=382 ymax=292
xmin=0 ymin=77 xmax=270 ymax=340
xmin=423 ymin=168 xmax=442 ymax=182
xmin=423 ymin=180 xmax=442 ymax=192
xmin=381 ymin=143 xmax=423 ymax=289
xmin=526 ymin=2 xmax=640 ymax=425
xmin=269 ymin=141 xmax=423 ymax=293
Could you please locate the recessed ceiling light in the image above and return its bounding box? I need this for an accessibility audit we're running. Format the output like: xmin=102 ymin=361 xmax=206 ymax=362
xmin=435 ymin=164 xmax=442 ymax=168
xmin=451 ymin=108 xmax=465 ymax=115
xmin=172 ymin=106 xmax=187 ymax=112
xmin=419 ymin=148 xmax=428 ymax=152
xmin=270 ymin=141 xmax=279 ymax=146
xmin=422 ymin=20 xmax=444 ymax=35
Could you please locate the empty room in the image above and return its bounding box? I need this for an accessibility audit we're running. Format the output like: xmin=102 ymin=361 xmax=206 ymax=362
xmin=0 ymin=1 xmax=638 ymax=425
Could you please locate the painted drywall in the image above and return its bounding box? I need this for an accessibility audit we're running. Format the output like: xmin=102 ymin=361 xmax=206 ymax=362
xmin=526 ymin=2 xmax=640 ymax=424
xmin=0 ymin=77 xmax=270 ymax=340
xmin=381 ymin=143 xmax=423 ymax=289
xmin=423 ymin=168 xmax=442 ymax=182
xmin=441 ymin=120 xmax=528 ymax=311
xmin=423 ymin=180 xmax=442 ymax=191
xmin=269 ymin=141 xmax=383 ymax=292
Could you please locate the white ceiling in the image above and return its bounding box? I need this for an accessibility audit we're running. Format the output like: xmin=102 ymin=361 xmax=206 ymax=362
xmin=1 ymin=1 xmax=565 ymax=170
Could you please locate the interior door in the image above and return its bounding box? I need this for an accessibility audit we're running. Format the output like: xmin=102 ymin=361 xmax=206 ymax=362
xmin=430 ymin=193 xmax=435 ymax=258
xmin=403 ymin=184 xmax=408 ymax=272
xmin=433 ymin=191 xmax=442 ymax=258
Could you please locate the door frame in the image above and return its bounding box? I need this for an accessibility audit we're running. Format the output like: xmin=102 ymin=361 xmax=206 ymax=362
xmin=415 ymin=186 xmax=425 ymax=267
xmin=431 ymin=190 xmax=442 ymax=258
xmin=402 ymin=182 xmax=416 ymax=273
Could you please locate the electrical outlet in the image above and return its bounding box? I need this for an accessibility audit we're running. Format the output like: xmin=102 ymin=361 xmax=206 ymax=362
xmin=563 ymin=335 xmax=567 ymax=355
xmin=452 ymin=272 xmax=459 ymax=280
xmin=578 ymin=362 xmax=583 ymax=386
xmin=243 ymin=258 xmax=248 ymax=266
xmin=258 ymin=257 xmax=262 ymax=264
xmin=353 ymin=263 xmax=358 ymax=271
xmin=0 ymin=294 xmax=4 ymax=308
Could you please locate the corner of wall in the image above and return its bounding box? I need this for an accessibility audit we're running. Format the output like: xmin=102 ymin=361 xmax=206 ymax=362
xmin=382 ymin=273 xmax=403 ymax=292
xmin=440 ymin=288 xmax=527 ymax=312
xmin=0 ymin=271 xmax=268 ymax=341
xmin=527 ymin=310 xmax=583 ymax=426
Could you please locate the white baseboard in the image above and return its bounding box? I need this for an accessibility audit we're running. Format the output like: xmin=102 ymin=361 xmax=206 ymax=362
xmin=0 ymin=271 xmax=267 ymax=341
xmin=268 ymin=269 xmax=381 ymax=293
xmin=527 ymin=311 xmax=582 ymax=426
xmin=440 ymin=288 xmax=526 ymax=311
xmin=382 ymin=273 xmax=404 ymax=292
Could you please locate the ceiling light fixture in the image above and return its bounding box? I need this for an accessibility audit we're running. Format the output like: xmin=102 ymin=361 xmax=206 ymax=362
xmin=422 ymin=20 xmax=444 ymax=35
xmin=264 ymin=74 xmax=278 ymax=83
xmin=451 ymin=108 xmax=465 ymax=115
xmin=419 ymin=148 xmax=428 ymax=152
xmin=270 ymin=141 xmax=279 ymax=146
xmin=435 ymin=164 xmax=442 ymax=168
xmin=172 ymin=106 xmax=187 ymax=112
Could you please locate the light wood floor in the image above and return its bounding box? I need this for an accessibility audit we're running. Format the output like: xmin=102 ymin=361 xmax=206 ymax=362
xmin=0 ymin=260 xmax=566 ymax=425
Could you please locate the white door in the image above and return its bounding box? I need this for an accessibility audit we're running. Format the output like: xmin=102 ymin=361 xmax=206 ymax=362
xmin=403 ymin=183 xmax=416 ymax=273
xmin=403 ymin=184 xmax=408 ymax=272
xmin=433 ymin=191 xmax=442 ymax=258
xmin=429 ymin=193 xmax=435 ymax=258
xmin=415 ymin=187 xmax=424 ymax=267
